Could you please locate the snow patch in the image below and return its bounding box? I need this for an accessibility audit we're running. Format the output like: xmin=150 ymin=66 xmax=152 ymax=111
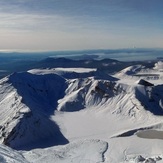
xmin=154 ymin=61 xmax=163 ymax=70
xmin=0 ymin=144 xmax=28 ymax=163
xmin=23 ymin=139 xmax=108 ymax=163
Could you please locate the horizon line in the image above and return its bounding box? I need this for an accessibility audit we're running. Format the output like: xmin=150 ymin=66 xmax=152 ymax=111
xmin=0 ymin=47 xmax=163 ymax=53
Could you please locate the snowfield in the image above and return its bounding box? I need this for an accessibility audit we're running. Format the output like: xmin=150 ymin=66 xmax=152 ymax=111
xmin=0 ymin=61 xmax=162 ymax=162
xmin=23 ymin=139 xmax=108 ymax=163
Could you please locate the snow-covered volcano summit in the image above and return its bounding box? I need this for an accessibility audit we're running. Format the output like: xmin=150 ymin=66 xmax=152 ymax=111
xmin=0 ymin=64 xmax=162 ymax=162
xmin=0 ymin=68 xmax=121 ymax=150
xmin=0 ymin=68 xmax=118 ymax=150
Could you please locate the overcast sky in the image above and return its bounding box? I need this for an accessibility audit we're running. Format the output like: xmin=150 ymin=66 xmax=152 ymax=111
xmin=0 ymin=0 xmax=163 ymax=51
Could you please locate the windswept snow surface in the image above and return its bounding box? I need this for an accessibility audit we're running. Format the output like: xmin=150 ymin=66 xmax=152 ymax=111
xmin=0 ymin=144 xmax=28 ymax=163
xmin=0 ymin=64 xmax=163 ymax=162
xmin=23 ymin=139 xmax=108 ymax=163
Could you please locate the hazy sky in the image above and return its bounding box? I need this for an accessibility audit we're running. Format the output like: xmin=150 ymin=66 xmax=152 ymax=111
xmin=0 ymin=0 xmax=163 ymax=51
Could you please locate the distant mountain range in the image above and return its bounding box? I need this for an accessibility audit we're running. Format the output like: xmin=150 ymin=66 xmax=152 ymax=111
xmin=0 ymin=47 xmax=162 ymax=78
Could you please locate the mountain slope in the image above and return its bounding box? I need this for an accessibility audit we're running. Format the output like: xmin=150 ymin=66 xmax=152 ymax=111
xmin=0 ymin=144 xmax=28 ymax=163
xmin=0 ymin=72 xmax=69 ymax=150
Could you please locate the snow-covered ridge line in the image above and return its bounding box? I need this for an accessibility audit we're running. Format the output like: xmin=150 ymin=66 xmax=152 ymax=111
xmin=0 ymin=71 xmax=69 ymax=150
